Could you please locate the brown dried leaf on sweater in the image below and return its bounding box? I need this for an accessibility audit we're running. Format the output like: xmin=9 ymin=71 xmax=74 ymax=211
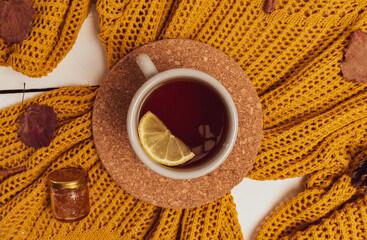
xmin=0 ymin=0 xmax=35 ymax=44
xmin=340 ymin=30 xmax=367 ymax=84
xmin=264 ymin=0 xmax=277 ymax=14
xmin=351 ymin=159 xmax=367 ymax=194
xmin=18 ymin=104 xmax=57 ymax=149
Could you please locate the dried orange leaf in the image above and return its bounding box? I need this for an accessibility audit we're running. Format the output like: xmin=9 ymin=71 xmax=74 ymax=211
xmin=0 ymin=0 xmax=35 ymax=44
xmin=18 ymin=104 xmax=57 ymax=149
xmin=340 ymin=30 xmax=367 ymax=84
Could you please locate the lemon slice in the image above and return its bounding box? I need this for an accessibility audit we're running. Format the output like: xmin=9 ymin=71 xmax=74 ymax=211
xmin=138 ymin=111 xmax=195 ymax=166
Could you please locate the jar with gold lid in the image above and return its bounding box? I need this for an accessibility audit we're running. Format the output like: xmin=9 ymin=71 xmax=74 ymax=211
xmin=48 ymin=167 xmax=90 ymax=222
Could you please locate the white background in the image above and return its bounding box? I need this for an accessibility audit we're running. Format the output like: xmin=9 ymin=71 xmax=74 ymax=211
xmin=0 ymin=7 xmax=303 ymax=239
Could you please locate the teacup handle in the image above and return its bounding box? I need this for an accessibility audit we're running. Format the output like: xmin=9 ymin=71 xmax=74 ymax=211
xmin=136 ymin=54 xmax=159 ymax=80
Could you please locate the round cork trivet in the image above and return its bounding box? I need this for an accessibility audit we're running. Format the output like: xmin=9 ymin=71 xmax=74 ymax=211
xmin=92 ymin=39 xmax=262 ymax=209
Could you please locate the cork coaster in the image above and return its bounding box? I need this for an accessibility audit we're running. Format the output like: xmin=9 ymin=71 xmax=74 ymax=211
xmin=92 ymin=39 xmax=263 ymax=209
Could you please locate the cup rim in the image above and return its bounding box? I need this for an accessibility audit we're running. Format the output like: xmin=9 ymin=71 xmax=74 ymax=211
xmin=127 ymin=68 xmax=238 ymax=179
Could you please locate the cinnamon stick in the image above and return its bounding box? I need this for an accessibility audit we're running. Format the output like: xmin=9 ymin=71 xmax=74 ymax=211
xmin=0 ymin=166 xmax=26 ymax=177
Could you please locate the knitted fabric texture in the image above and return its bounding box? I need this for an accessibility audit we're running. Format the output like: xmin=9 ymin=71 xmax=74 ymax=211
xmin=0 ymin=0 xmax=90 ymax=77
xmin=1 ymin=0 xmax=367 ymax=240
xmin=0 ymin=87 xmax=243 ymax=239
xmin=96 ymin=0 xmax=367 ymax=239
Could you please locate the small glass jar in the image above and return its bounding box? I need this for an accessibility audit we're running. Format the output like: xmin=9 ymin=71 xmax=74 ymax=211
xmin=48 ymin=167 xmax=90 ymax=222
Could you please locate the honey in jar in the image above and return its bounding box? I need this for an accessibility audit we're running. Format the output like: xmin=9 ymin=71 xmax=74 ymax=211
xmin=48 ymin=167 xmax=90 ymax=222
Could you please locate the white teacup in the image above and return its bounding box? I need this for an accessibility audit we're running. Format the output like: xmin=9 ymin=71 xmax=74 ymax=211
xmin=127 ymin=54 xmax=238 ymax=179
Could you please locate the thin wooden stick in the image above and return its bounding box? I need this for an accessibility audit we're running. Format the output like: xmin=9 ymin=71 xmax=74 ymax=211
xmin=22 ymin=83 xmax=26 ymax=106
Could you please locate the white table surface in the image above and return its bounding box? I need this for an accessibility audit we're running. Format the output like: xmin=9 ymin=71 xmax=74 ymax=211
xmin=0 ymin=7 xmax=304 ymax=239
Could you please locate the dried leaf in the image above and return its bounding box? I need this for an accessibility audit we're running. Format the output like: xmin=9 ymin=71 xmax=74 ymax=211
xmin=0 ymin=0 xmax=35 ymax=44
xmin=351 ymin=158 xmax=367 ymax=194
xmin=340 ymin=30 xmax=367 ymax=84
xmin=17 ymin=104 xmax=57 ymax=149
xmin=264 ymin=0 xmax=277 ymax=14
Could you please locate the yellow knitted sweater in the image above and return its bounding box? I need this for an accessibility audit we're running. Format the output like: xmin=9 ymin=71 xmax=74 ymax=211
xmin=1 ymin=0 xmax=367 ymax=239
xmin=97 ymin=0 xmax=367 ymax=237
